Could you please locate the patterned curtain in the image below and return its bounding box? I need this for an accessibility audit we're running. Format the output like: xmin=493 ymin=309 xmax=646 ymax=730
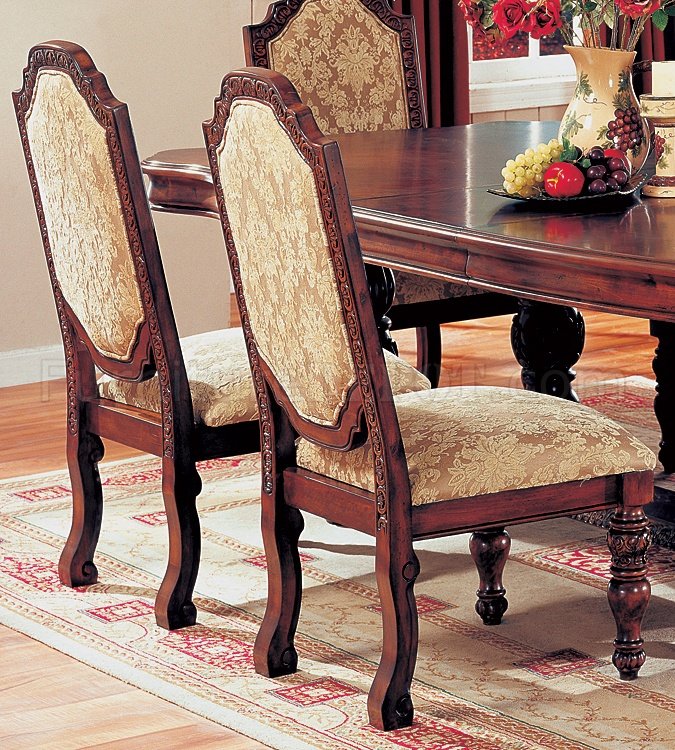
xmin=390 ymin=0 xmax=471 ymax=126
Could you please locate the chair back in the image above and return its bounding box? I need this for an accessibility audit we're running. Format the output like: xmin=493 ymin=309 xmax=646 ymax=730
xmin=244 ymin=0 xmax=426 ymax=134
xmin=13 ymin=41 xmax=181 ymax=387
xmin=204 ymin=68 xmax=399 ymax=453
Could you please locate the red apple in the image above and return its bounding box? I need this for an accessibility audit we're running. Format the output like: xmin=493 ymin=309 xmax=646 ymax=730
xmin=543 ymin=162 xmax=585 ymax=198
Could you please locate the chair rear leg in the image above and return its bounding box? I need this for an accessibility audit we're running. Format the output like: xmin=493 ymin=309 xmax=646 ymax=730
xmin=470 ymin=528 xmax=510 ymax=625
xmin=254 ymin=496 xmax=304 ymax=677
xmin=607 ymin=506 xmax=651 ymax=680
xmin=155 ymin=458 xmax=202 ymax=630
xmin=59 ymin=430 xmax=104 ymax=587
xmin=368 ymin=540 xmax=420 ymax=731
xmin=416 ymin=324 xmax=442 ymax=388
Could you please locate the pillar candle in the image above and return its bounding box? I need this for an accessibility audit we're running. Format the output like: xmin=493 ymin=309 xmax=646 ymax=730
xmin=652 ymin=61 xmax=675 ymax=97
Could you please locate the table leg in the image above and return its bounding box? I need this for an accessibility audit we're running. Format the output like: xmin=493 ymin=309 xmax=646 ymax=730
xmin=649 ymin=320 xmax=675 ymax=473
xmin=511 ymin=300 xmax=585 ymax=402
xmin=365 ymin=263 xmax=398 ymax=355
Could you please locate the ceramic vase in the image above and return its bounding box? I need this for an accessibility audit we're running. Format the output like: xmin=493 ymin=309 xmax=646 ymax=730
xmin=558 ymin=45 xmax=649 ymax=172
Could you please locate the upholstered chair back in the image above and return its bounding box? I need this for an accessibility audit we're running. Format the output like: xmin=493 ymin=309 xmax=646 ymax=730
xmin=205 ymin=69 xmax=396 ymax=442
xmin=245 ymin=0 xmax=426 ymax=134
xmin=14 ymin=42 xmax=174 ymax=383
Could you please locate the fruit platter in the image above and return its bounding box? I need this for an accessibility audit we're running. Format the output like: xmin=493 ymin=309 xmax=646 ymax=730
xmin=488 ymin=139 xmax=646 ymax=205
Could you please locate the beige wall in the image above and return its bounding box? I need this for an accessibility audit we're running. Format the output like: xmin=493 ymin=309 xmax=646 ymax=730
xmin=1 ymin=0 xmax=273 ymax=365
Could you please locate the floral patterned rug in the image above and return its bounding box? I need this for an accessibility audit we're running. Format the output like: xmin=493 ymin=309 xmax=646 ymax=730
xmin=1 ymin=378 xmax=674 ymax=749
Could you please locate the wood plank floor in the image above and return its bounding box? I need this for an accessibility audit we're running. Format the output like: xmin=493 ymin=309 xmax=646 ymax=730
xmin=0 ymin=311 xmax=657 ymax=748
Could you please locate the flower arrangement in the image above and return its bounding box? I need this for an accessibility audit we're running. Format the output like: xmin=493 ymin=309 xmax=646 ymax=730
xmin=458 ymin=0 xmax=674 ymax=51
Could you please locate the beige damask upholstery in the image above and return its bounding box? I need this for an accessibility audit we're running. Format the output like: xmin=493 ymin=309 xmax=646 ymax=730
xmin=217 ymin=99 xmax=357 ymax=426
xmin=297 ymin=386 xmax=656 ymax=504
xmin=258 ymin=0 xmax=477 ymax=313
xmin=98 ymin=327 xmax=430 ymax=428
xmin=25 ymin=69 xmax=144 ymax=361
xmin=268 ymin=0 xmax=408 ymax=134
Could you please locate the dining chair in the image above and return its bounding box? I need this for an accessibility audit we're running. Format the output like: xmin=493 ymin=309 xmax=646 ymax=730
xmin=12 ymin=40 xmax=431 ymax=631
xmin=204 ymin=66 xmax=655 ymax=731
xmin=243 ymin=0 xmax=518 ymax=387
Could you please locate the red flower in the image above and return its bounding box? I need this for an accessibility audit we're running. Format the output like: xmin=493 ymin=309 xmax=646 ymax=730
xmin=492 ymin=0 xmax=530 ymax=39
xmin=458 ymin=0 xmax=485 ymax=32
xmin=615 ymin=0 xmax=661 ymax=18
xmin=523 ymin=0 xmax=563 ymax=39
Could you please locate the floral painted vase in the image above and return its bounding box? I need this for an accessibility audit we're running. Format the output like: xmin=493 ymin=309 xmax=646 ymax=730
xmin=559 ymin=45 xmax=650 ymax=173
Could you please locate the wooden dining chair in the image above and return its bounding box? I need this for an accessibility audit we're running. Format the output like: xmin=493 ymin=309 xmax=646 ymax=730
xmin=204 ymin=67 xmax=655 ymax=730
xmin=243 ymin=0 xmax=518 ymax=386
xmin=12 ymin=41 xmax=431 ymax=631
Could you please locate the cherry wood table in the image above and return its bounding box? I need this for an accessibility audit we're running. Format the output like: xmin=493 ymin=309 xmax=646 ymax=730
xmin=141 ymin=121 xmax=675 ymax=541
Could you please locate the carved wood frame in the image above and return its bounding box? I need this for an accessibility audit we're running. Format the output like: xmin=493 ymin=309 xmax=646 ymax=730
xmin=203 ymin=68 xmax=412 ymax=530
xmin=13 ymin=41 xmax=191 ymax=457
xmin=243 ymin=0 xmax=427 ymax=130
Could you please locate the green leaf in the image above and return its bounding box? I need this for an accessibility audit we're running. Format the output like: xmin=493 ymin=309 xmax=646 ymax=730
xmin=653 ymin=9 xmax=669 ymax=31
xmin=561 ymin=139 xmax=582 ymax=162
xmin=579 ymin=158 xmax=592 ymax=169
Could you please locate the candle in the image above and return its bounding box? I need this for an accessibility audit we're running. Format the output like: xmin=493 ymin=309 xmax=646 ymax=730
xmin=652 ymin=61 xmax=675 ymax=97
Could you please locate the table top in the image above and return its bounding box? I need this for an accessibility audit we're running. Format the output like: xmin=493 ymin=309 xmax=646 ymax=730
xmin=142 ymin=121 xmax=675 ymax=321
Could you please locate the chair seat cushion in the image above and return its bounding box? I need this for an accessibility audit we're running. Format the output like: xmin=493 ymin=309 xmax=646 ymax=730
xmin=393 ymin=270 xmax=484 ymax=306
xmin=98 ymin=328 xmax=430 ymax=428
xmin=296 ymin=386 xmax=656 ymax=504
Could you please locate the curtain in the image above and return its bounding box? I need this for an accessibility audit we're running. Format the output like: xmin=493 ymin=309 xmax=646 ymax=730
xmin=391 ymin=0 xmax=471 ymax=126
xmin=636 ymin=23 xmax=675 ymax=95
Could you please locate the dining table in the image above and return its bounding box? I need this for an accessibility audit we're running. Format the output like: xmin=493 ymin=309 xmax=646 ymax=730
xmin=141 ymin=120 xmax=675 ymax=544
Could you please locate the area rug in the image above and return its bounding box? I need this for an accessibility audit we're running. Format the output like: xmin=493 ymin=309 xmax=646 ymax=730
xmin=1 ymin=377 xmax=674 ymax=750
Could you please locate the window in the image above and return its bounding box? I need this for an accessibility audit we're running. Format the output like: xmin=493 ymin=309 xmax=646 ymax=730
xmin=469 ymin=29 xmax=576 ymax=114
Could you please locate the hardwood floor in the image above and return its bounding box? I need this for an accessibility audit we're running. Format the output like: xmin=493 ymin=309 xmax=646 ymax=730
xmin=0 ymin=311 xmax=657 ymax=748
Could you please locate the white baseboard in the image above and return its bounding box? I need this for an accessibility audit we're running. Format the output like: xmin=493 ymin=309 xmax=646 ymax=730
xmin=0 ymin=345 xmax=65 ymax=388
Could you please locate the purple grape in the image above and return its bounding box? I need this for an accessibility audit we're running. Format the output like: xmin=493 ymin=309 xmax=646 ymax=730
xmin=588 ymin=147 xmax=605 ymax=163
xmin=611 ymin=170 xmax=628 ymax=186
xmin=588 ymin=179 xmax=607 ymax=195
xmin=586 ymin=165 xmax=607 ymax=180
xmin=606 ymin=158 xmax=626 ymax=173
xmin=606 ymin=177 xmax=620 ymax=192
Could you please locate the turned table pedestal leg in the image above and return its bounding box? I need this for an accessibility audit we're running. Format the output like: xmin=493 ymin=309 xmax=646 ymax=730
xmin=650 ymin=320 xmax=675 ymax=473
xmin=511 ymin=300 xmax=585 ymax=402
xmin=365 ymin=263 xmax=398 ymax=355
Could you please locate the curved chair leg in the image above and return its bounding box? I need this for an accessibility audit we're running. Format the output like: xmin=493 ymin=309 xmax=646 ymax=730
xmin=416 ymin=324 xmax=442 ymax=388
xmin=155 ymin=458 xmax=202 ymax=630
xmin=368 ymin=540 xmax=420 ymax=731
xmin=470 ymin=528 xmax=510 ymax=626
xmin=607 ymin=507 xmax=651 ymax=680
xmin=254 ymin=497 xmax=304 ymax=677
xmin=58 ymin=430 xmax=105 ymax=587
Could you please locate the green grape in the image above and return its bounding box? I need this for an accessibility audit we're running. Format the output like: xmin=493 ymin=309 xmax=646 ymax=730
xmin=501 ymin=139 xmax=563 ymax=197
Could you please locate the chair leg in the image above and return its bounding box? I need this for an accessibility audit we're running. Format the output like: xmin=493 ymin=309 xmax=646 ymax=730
xmin=470 ymin=528 xmax=510 ymax=626
xmin=368 ymin=541 xmax=420 ymax=730
xmin=155 ymin=458 xmax=202 ymax=630
xmin=254 ymin=497 xmax=304 ymax=677
xmin=58 ymin=430 xmax=104 ymax=587
xmin=607 ymin=507 xmax=651 ymax=680
xmin=416 ymin=324 xmax=442 ymax=388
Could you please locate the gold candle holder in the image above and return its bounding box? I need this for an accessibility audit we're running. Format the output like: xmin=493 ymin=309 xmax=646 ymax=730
xmin=640 ymin=94 xmax=675 ymax=197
